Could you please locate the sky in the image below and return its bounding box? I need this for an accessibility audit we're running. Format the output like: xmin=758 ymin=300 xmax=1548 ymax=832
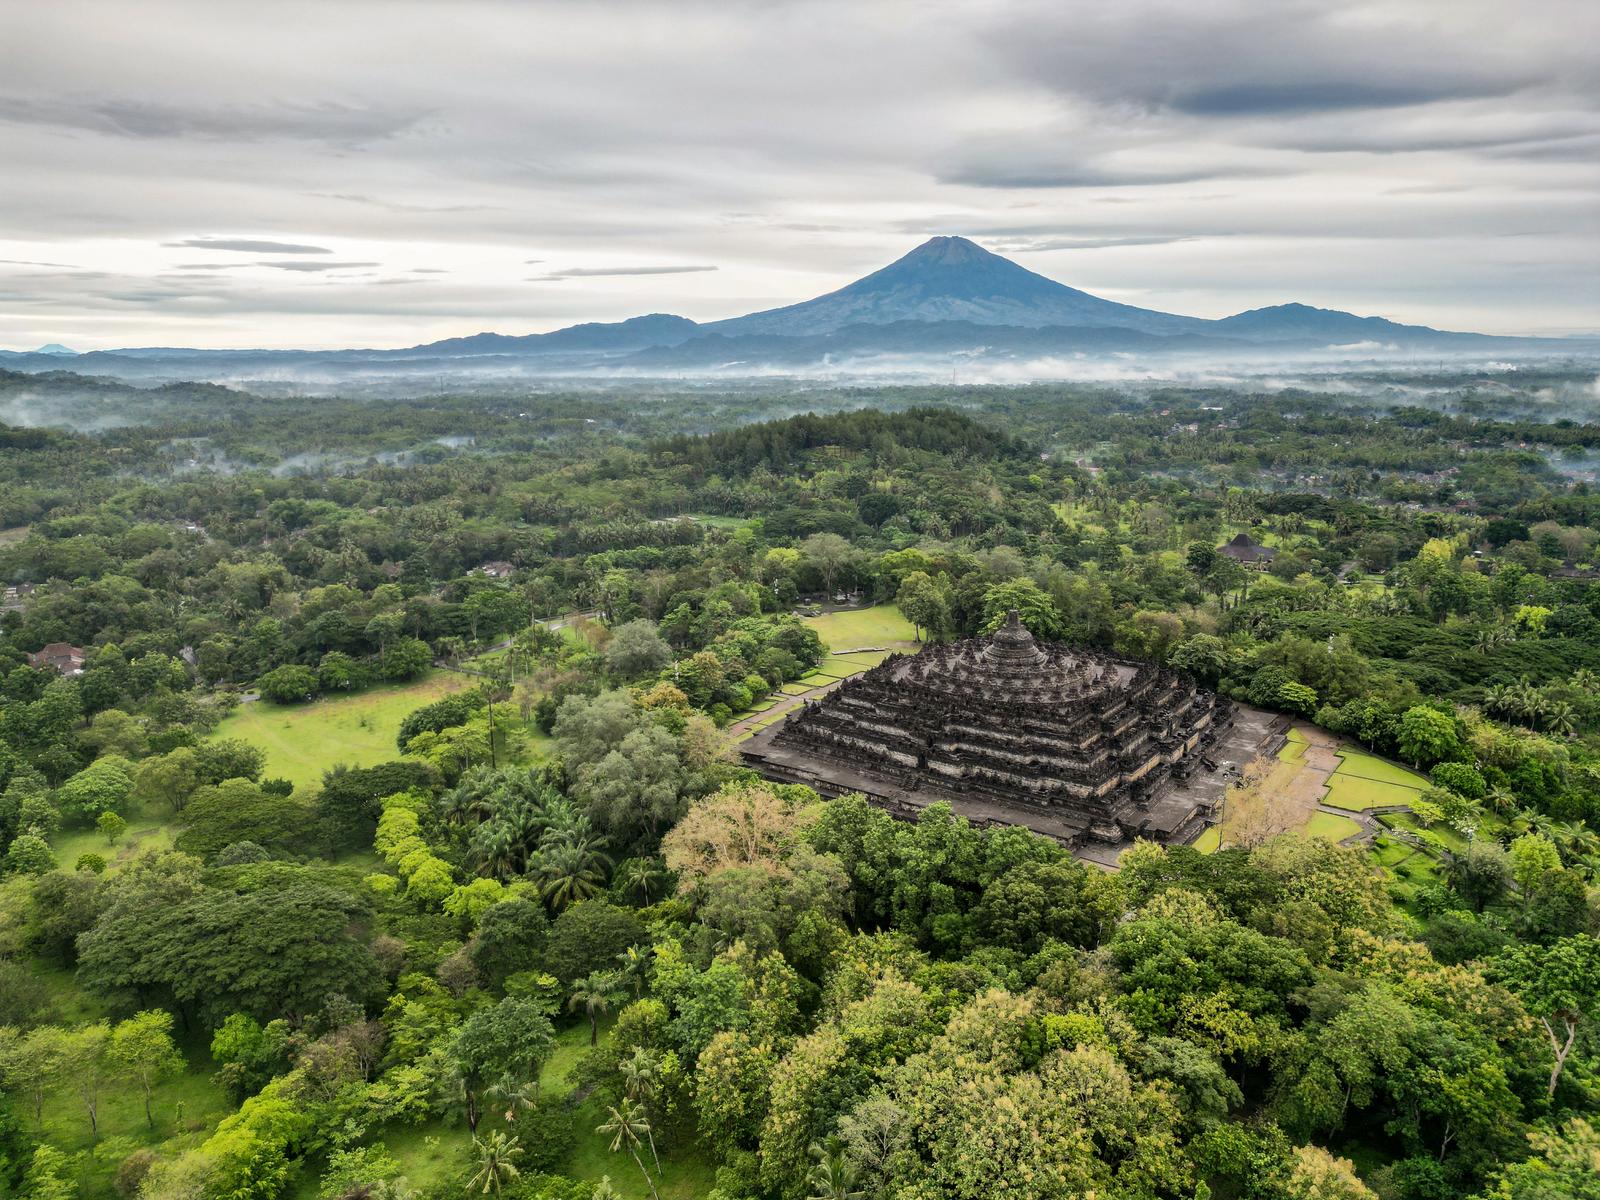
xmin=1 ymin=0 xmax=1596 ymax=351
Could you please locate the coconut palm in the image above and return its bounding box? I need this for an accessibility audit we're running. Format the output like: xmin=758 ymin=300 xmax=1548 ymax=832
xmin=1517 ymin=682 xmax=1549 ymax=727
xmin=1551 ymin=819 xmax=1600 ymax=866
xmin=597 ymin=1099 xmax=660 ymax=1200
xmin=806 ymin=1136 xmax=865 ymax=1200
xmin=1511 ymin=807 xmax=1558 ymax=840
xmin=615 ymin=944 xmax=652 ymax=998
xmin=619 ymin=1048 xmax=663 ymax=1171
xmin=1483 ymin=683 xmax=1515 ymax=716
xmin=487 ymin=1076 xmax=540 ymax=1122
xmin=1542 ymin=700 xmax=1578 ymax=738
xmin=1568 ymin=667 xmax=1600 ymax=691
xmin=1485 ymin=784 xmax=1518 ymax=815
xmin=1473 ymin=625 xmax=1513 ymax=655
xmin=567 ymin=971 xmax=623 ymax=1046
xmin=467 ymin=1131 xmax=523 ymax=1197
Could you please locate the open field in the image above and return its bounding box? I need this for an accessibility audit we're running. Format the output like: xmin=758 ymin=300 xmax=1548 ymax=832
xmin=727 ymin=607 xmax=918 ymax=734
xmin=209 ymin=671 xmax=473 ymax=791
xmin=19 ymin=961 xmax=233 ymax=1197
xmin=52 ymin=812 xmax=175 ymax=873
xmin=1323 ymin=773 xmax=1424 ymax=811
xmin=1304 ymin=811 xmax=1363 ymax=841
xmin=800 ymin=604 xmax=918 ymax=651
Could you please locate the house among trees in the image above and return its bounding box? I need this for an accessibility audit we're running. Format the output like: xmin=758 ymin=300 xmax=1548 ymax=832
xmin=474 ymin=560 xmax=516 ymax=579
xmin=1 ymin=583 xmax=34 ymax=612
xmin=28 ymin=642 xmax=87 ymax=675
xmin=1216 ymin=532 xmax=1277 ymax=570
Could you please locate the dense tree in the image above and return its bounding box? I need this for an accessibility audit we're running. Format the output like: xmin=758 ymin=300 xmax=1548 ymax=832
xmin=77 ymin=875 xmax=382 ymax=1023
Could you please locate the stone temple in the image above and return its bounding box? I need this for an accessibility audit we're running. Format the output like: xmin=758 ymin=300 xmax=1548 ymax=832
xmin=743 ymin=611 xmax=1285 ymax=861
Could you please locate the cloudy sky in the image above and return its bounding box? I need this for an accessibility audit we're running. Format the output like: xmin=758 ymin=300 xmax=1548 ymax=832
xmin=1 ymin=0 xmax=1596 ymax=350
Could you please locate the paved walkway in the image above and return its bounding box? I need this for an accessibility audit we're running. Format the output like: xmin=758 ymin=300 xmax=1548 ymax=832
xmin=725 ymin=645 xmax=904 ymax=741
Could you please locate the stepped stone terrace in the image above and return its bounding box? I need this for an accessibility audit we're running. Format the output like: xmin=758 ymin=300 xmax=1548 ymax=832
xmin=743 ymin=611 xmax=1285 ymax=862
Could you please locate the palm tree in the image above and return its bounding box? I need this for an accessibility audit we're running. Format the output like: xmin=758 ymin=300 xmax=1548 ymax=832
xmin=1550 ymin=820 xmax=1600 ymax=866
xmin=806 ymin=1136 xmax=865 ymax=1200
xmin=1473 ymin=625 xmax=1514 ymax=655
xmin=615 ymin=944 xmax=652 ymax=998
xmin=1511 ymin=807 xmax=1558 ymax=840
xmin=1542 ymin=700 xmax=1577 ymax=739
xmin=538 ymin=839 xmax=611 ymax=909
xmin=614 ymin=857 xmax=667 ymax=906
xmin=1512 ymin=680 xmax=1547 ymax=727
xmin=1569 ymin=667 xmax=1600 ymax=692
xmin=1485 ymin=784 xmax=1518 ymax=815
xmin=619 ymin=1047 xmax=663 ymax=1171
xmin=487 ymin=1076 xmax=540 ymax=1122
xmin=597 ymin=1099 xmax=661 ymax=1200
xmin=471 ymin=821 xmax=520 ymax=881
xmin=567 ymin=971 xmax=623 ymax=1046
xmin=467 ymin=1131 xmax=523 ymax=1197
xmin=1483 ymin=682 xmax=1515 ymax=716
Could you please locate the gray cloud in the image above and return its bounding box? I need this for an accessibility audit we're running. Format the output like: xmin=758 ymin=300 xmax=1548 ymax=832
xmin=259 ymin=261 xmax=380 ymax=272
xmin=0 ymin=0 xmax=1594 ymax=347
xmin=936 ymin=154 xmax=1287 ymax=190
xmin=0 ymin=95 xmax=423 ymax=144
xmin=1171 ymin=79 xmax=1525 ymax=117
xmin=166 ymin=238 xmax=332 ymax=254
xmin=530 ymin=265 xmax=719 ymax=280
xmin=996 ymin=235 xmax=1208 ymax=252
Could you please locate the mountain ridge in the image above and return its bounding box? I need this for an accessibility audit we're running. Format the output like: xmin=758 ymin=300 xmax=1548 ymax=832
xmin=3 ymin=236 xmax=1578 ymax=375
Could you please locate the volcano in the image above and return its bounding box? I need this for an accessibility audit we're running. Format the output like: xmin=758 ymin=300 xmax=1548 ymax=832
xmin=704 ymin=235 xmax=1207 ymax=338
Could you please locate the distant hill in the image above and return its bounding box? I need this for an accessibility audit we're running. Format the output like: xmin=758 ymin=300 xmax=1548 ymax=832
xmin=1209 ymin=303 xmax=1483 ymax=345
xmin=393 ymin=313 xmax=700 ymax=358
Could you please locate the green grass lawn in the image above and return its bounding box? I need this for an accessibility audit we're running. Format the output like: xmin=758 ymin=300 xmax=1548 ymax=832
xmin=1318 ymin=747 xmax=1427 ymax=811
xmin=1380 ymin=810 xmax=1469 ymax=855
xmin=1189 ymin=809 xmax=1359 ymax=855
xmin=53 ymin=812 xmax=175 ymax=873
xmin=37 ymin=1033 xmax=233 ymax=1198
xmin=1277 ymin=727 xmax=1308 ymax=763
xmin=1333 ymin=749 xmax=1428 ymax=788
xmin=800 ymin=604 xmax=917 ymax=652
xmin=1322 ymin=773 xmax=1424 ymax=812
xmin=209 ymin=671 xmax=475 ymax=791
xmin=1302 ymin=811 xmax=1362 ymax=842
